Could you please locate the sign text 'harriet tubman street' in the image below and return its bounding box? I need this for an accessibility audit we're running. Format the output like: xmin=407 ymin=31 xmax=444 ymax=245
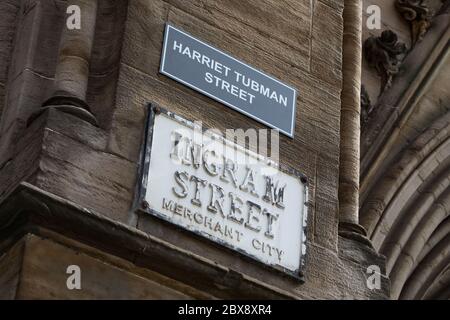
xmin=160 ymin=24 xmax=297 ymax=137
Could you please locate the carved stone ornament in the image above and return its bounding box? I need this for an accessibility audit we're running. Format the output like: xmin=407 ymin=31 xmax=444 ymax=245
xmin=438 ymin=0 xmax=450 ymax=15
xmin=395 ymin=0 xmax=432 ymax=47
xmin=364 ymin=30 xmax=407 ymax=95
xmin=361 ymin=85 xmax=372 ymax=124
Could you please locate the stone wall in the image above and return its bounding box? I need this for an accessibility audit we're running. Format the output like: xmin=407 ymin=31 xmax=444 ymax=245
xmin=0 ymin=0 xmax=389 ymax=299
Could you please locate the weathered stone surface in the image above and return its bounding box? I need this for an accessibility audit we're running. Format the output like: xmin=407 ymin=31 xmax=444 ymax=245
xmin=338 ymin=235 xmax=390 ymax=299
xmin=0 ymin=106 xmax=47 ymax=201
xmin=0 ymin=240 xmax=23 ymax=299
xmin=166 ymin=0 xmax=312 ymax=71
xmin=16 ymin=233 xmax=196 ymax=299
xmin=0 ymin=0 xmax=63 ymax=136
xmin=36 ymin=113 xmax=138 ymax=225
xmin=0 ymin=0 xmax=396 ymax=300
xmin=7 ymin=1 xmax=63 ymax=81
xmin=310 ymin=0 xmax=343 ymax=87
xmin=0 ymin=0 xmax=20 ymax=118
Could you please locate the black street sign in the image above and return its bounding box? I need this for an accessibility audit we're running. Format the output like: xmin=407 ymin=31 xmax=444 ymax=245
xmin=160 ymin=24 xmax=297 ymax=137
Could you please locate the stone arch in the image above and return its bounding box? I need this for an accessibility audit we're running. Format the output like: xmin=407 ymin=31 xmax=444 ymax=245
xmin=399 ymin=234 xmax=450 ymax=299
xmin=360 ymin=113 xmax=450 ymax=299
xmin=389 ymin=190 xmax=450 ymax=298
xmin=361 ymin=113 xmax=450 ymax=240
xmin=416 ymin=217 xmax=450 ymax=265
xmin=422 ymin=265 xmax=450 ymax=299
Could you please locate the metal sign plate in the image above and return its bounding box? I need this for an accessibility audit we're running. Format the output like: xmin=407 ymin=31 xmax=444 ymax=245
xmin=136 ymin=105 xmax=308 ymax=279
xmin=160 ymin=24 xmax=297 ymax=138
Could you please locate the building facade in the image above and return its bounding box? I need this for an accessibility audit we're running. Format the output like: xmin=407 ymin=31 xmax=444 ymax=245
xmin=360 ymin=0 xmax=450 ymax=300
xmin=0 ymin=0 xmax=447 ymax=299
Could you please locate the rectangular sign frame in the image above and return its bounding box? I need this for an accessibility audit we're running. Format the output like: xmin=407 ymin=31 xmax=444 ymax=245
xmin=134 ymin=104 xmax=309 ymax=281
xmin=159 ymin=24 xmax=297 ymax=138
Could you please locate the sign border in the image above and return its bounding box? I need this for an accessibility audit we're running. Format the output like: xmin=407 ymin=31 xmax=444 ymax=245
xmin=134 ymin=103 xmax=308 ymax=281
xmin=159 ymin=23 xmax=298 ymax=138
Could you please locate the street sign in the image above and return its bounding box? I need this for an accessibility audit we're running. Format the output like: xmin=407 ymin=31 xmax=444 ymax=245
xmin=136 ymin=105 xmax=308 ymax=279
xmin=160 ymin=24 xmax=297 ymax=137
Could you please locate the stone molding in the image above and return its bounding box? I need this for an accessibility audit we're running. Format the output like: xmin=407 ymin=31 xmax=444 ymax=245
xmin=0 ymin=182 xmax=297 ymax=299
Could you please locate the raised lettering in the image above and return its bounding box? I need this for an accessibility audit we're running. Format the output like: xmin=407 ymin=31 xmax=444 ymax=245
xmin=173 ymin=171 xmax=189 ymax=198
